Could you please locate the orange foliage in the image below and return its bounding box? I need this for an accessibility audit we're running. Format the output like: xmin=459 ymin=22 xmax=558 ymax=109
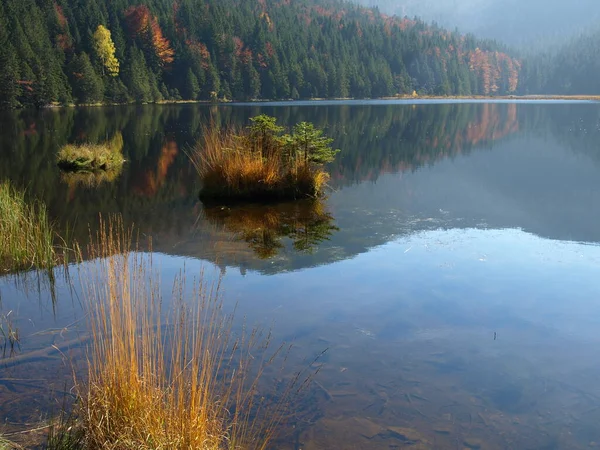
xmin=20 ymin=122 xmax=37 ymax=137
xmin=54 ymin=2 xmax=72 ymax=50
xmin=125 ymin=5 xmax=174 ymax=67
xmin=265 ymin=42 xmax=275 ymax=58
xmin=17 ymin=80 xmax=34 ymax=93
xmin=133 ymin=138 xmax=178 ymax=197
xmin=57 ymin=33 xmax=72 ymax=51
xmin=173 ymin=1 xmax=183 ymax=35
xmin=124 ymin=5 xmax=151 ymax=37
xmin=233 ymin=36 xmax=253 ymax=64
xmin=331 ymin=103 xmax=520 ymax=184
xmin=186 ymin=39 xmax=211 ymax=70
xmin=54 ymin=2 xmax=67 ymax=29
xmin=233 ymin=36 xmax=244 ymax=57
xmin=257 ymin=53 xmax=267 ymax=68
xmin=464 ymin=103 xmax=519 ymax=145
xmin=150 ymin=17 xmax=175 ymax=65
xmin=468 ymin=49 xmax=520 ymax=94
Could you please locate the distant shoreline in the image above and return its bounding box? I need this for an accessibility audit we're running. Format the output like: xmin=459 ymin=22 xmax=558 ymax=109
xmin=33 ymin=94 xmax=600 ymax=110
xmin=381 ymin=95 xmax=600 ymax=101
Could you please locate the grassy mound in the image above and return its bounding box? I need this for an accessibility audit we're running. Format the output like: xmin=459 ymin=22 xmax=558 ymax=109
xmin=0 ymin=181 xmax=56 ymax=273
xmin=189 ymin=116 xmax=338 ymax=202
xmin=57 ymin=133 xmax=124 ymax=172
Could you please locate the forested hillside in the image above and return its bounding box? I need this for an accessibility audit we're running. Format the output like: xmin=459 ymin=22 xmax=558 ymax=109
xmin=361 ymin=0 xmax=600 ymax=49
xmin=0 ymin=0 xmax=521 ymax=108
xmin=522 ymin=29 xmax=600 ymax=95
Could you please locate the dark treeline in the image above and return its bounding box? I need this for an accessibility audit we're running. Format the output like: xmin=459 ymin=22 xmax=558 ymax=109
xmin=0 ymin=0 xmax=522 ymax=108
xmin=520 ymin=29 xmax=600 ymax=95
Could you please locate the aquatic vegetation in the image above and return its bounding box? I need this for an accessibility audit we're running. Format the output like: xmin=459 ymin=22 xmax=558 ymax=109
xmin=189 ymin=116 xmax=338 ymax=201
xmin=0 ymin=435 xmax=12 ymax=450
xmin=60 ymin=166 xmax=122 ymax=189
xmin=73 ymin=217 xmax=300 ymax=449
xmin=57 ymin=133 xmax=124 ymax=172
xmin=203 ymin=200 xmax=339 ymax=259
xmin=0 ymin=435 xmax=24 ymax=450
xmin=0 ymin=310 xmax=20 ymax=357
xmin=0 ymin=181 xmax=56 ymax=273
xmin=45 ymin=411 xmax=85 ymax=450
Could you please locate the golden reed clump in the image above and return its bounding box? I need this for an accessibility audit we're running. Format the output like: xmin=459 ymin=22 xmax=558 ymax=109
xmin=75 ymin=216 xmax=303 ymax=449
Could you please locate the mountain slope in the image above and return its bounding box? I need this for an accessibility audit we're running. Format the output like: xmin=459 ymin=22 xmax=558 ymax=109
xmin=0 ymin=0 xmax=521 ymax=108
xmin=361 ymin=0 xmax=600 ymax=49
xmin=522 ymin=29 xmax=600 ymax=95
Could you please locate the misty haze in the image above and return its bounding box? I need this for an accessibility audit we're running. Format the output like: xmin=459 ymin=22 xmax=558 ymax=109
xmin=361 ymin=0 xmax=600 ymax=48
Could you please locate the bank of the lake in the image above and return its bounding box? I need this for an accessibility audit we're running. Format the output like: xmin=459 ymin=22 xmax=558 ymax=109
xmin=24 ymin=94 xmax=599 ymax=112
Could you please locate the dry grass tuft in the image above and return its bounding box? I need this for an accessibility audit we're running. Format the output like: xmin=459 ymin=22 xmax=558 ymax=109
xmin=57 ymin=133 xmax=125 ymax=172
xmin=0 ymin=181 xmax=56 ymax=273
xmin=77 ymin=216 xmax=297 ymax=449
xmin=189 ymin=126 xmax=329 ymax=202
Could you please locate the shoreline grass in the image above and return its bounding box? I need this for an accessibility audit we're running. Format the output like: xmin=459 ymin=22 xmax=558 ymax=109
xmin=0 ymin=181 xmax=56 ymax=273
xmin=57 ymin=133 xmax=124 ymax=172
xmin=68 ymin=217 xmax=299 ymax=449
xmin=189 ymin=117 xmax=336 ymax=202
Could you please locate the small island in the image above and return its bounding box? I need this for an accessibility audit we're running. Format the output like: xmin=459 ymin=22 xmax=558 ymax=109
xmin=57 ymin=133 xmax=125 ymax=172
xmin=189 ymin=115 xmax=339 ymax=202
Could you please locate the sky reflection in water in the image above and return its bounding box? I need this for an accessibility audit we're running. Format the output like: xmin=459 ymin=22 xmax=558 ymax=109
xmin=1 ymin=101 xmax=600 ymax=448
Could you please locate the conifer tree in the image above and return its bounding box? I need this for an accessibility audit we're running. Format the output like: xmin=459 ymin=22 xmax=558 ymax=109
xmin=68 ymin=52 xmax=104 ymax=103
xmin=185 ymin=68 xmax=200 ymax=100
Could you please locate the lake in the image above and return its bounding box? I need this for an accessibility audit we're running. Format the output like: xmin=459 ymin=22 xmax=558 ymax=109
xmin=2 ymin=100 xmax=600 ymax=448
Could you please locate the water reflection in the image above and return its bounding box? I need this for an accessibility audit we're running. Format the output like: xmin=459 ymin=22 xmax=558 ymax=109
xmin=2 ymin=101 xmax=597 ymax=269
xmin=202 ymin=200 xmax=339 ymax=259
xmin=2 ymin=101 xmax=600 ymax=448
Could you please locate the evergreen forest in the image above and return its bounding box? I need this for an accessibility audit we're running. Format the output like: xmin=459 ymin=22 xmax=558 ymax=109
xmin=0 ymin=0 xmax=523 ymax=108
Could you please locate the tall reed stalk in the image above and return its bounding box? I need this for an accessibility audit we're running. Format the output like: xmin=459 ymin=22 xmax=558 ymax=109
xmin=0 ymin=181 xmax=56 ymax=273
xmin=77 ymin=217 xmax=297 ymax=449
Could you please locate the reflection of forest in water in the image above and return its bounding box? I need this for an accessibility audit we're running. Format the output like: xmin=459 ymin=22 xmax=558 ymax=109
xmin=0 ymin=101 xmax=598 ymax=267
xmin=202 ymin=200 xmax=338 ymax=260
xmin=3 ymin=103 xmax=600 ymax=449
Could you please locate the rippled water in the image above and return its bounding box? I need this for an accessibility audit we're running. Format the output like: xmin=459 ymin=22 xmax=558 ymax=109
xmin=2 ymin=100 xmax=600 ymax=448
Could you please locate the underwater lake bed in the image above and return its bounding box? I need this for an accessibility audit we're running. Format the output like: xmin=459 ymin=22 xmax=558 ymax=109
xmin=2 ymin=100 xmax=600 ymax=448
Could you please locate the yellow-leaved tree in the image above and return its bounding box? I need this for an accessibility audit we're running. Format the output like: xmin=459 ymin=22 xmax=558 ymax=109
xmin=93 ymin=25 xmax=119 ymax=76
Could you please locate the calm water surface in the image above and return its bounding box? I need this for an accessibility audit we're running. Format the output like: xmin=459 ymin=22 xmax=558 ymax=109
xmin=1 ymin=101 xmax=600 ymax=448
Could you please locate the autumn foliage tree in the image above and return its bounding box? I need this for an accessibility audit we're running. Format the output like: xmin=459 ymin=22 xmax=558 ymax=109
xmin=93 ymin=25 xmax=120 ymax=77
xmin=125 ymin=5 xmax=174 ymax=68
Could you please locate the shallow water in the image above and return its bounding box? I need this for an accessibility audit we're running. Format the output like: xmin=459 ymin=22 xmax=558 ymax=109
xmin=2 ymin=101 xmax=600 ymax=448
